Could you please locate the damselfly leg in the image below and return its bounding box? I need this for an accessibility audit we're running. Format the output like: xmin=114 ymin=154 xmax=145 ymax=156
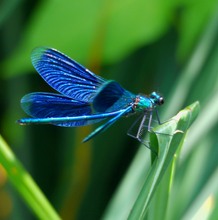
xmin=127 ymin=111 xmax=153 ymax=150
xmin=127 ymin=109 xmax=171 ymax=152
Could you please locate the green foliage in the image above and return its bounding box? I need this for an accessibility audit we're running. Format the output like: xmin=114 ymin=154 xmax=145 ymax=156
xmin=2 ymin=0 xmax=176 ymax=77
xmin=0 ymin=135 xmax=60 ymax=220
xmin=103 ymin=102 xmax=200 ymax=219
xmin=0 ymin=0 xmax=218 ymax=219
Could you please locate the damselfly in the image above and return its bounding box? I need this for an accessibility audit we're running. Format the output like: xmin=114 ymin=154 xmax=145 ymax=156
xmin=18 ymin=47 xmax=164 ymax=143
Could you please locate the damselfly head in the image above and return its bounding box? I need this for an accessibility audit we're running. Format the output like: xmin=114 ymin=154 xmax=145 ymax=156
xmin=149 ymin=92 xmax=164 ymax=106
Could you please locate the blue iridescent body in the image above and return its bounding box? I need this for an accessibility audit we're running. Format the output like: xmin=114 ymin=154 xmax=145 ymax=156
xmin=18 ymin=47 xmax=164 ymax=143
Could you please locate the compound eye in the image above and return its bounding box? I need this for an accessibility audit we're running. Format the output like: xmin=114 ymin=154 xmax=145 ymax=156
xmin=159 ymin=97 xmax=164 ymax=105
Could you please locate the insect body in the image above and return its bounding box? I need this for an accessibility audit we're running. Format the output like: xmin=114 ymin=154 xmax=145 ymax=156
xmin=18 ymin=47 xmax=164 ymax=143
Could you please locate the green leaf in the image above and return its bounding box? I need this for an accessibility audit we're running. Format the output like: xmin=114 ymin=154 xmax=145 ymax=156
xmin=177 ymin=0 xmax=218 ymax=60
xmin=2 ymin=0 xmax=176 ymax=77
xmin=103 ymin=101 xmax=200 ymax=220
xmin=128 ymin=101 xmax=199 ymax=219
xmin=0 ymin=135 xmax=61 ymax=220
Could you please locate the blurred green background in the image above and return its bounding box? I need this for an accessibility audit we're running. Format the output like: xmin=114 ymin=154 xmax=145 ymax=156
xmin=0 ymin=0 xmax=218 ymax=219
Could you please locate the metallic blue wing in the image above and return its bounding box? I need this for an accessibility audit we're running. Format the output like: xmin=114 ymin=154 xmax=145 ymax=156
xmin=31 ymin=47 xmax=105 ymax=102
xmin=20 ymin=92 xmax=103 ymax=126
xmin=92 ymin=80 xmax=135 ymax=112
